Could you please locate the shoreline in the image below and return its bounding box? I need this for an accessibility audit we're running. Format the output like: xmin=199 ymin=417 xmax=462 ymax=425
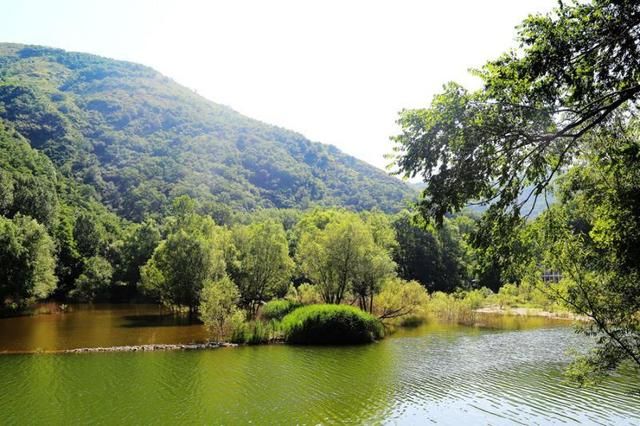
xmin=474 ymin=306 xmax=588 ymax=321
xmin=0 ymin=310 xmax=586 ymax=355
xmin=1 ymin=342 xmax=238 ymax=355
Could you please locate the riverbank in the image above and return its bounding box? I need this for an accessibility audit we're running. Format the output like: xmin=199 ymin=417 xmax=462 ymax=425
xmin=64 ymin=342 xmax=237 ymax=353
xmin=474 ymin=306 xmax=588 ymax=321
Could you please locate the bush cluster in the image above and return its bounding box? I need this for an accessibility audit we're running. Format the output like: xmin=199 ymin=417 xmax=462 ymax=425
xmin=260 ymin=299 xmax=301 ymax=321
xmin=282 ymin=304 xmax=384 ymax=345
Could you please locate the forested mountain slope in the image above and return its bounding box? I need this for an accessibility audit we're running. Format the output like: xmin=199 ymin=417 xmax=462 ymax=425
xmin=0 ymin=43 xmax=414 ymax=220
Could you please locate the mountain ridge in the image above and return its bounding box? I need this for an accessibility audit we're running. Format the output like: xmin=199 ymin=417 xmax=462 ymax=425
xmin=0 ymin=42 xmax=414 ymax=221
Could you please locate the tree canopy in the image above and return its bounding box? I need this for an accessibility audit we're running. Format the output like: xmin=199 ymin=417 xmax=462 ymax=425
xmin=393 ymin=0 xmax=640 ymax=382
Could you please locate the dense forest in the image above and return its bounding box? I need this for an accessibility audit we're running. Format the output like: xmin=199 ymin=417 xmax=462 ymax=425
xmin=0 ymin=43 xmax=481 ymax=314
xmin=0 ymin=42 xmax=414 ymax=220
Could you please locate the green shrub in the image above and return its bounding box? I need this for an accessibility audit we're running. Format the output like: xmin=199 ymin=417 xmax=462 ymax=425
xmin=230 ymin=319 xmax=281 ymax=344
xmin=282 ymin=304 xmax=384 ymax=345
xmin=261 ymin=299 xmax=301 ymax=321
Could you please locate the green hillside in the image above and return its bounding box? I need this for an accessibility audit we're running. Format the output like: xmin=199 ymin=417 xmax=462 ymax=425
xmin=0 ymin=43 xmax=414 ymax=221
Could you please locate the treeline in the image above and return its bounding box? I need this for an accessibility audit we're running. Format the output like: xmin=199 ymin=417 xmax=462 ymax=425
xmin=0 ymin=120 xmax=497 ymax=314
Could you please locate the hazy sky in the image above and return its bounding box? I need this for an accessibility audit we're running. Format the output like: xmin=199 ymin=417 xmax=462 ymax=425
xmin=2 ymin=0 xmax=557 ymax=170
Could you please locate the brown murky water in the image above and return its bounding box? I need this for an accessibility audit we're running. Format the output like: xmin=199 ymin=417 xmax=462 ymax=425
xmin=0 ymin=303 xmax=208 ymax=352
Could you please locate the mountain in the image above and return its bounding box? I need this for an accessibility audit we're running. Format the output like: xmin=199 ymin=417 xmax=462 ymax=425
xmin=0 ymin=43 xmax=414 ymax=221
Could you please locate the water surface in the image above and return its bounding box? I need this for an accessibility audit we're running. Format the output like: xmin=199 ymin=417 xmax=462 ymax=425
xmin=0 ymin=305 xmax=638 ymax=424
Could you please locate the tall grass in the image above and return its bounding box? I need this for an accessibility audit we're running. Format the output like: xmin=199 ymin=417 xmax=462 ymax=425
xmin=282 ymin=304 xmax=384 ymax=344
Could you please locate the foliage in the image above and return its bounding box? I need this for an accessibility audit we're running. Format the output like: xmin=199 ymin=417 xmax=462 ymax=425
xmin=392 ymin=0 xmax=640 ymax=382
xmin=0 ymin=214 xmax=56 ymax=309
xmin=522 ymin=148 xmax=640 ymax=383
xmin=70 ymin=256 xmax=113 ymax=302
xmin=373 ymin=277 xmax=429 ymax=322
xmin=118 ymin=219 xmax=161 ymax=289
xmin=0 ymin=43 xmax=414 ymax=221
xmin=296 ymin=210 xmax=396 ymax=309
xmin=392 ymin=212 xmax=475 ymax=292
xmin=392 ymin=0 xmax=640 ymax=230
xmin=228 ymin=220 xmax=294 ymax=317
xmin=199 ymin=276 xmax=242 ymax=341
xmin=0 ymin=122 xmax=59 ymax=229
xmin=261 ymin=299 xmax=301 ymax=321
xmin=141 ymin=212 xmax=227 ymax=313
xmin=230 ymin=318 xmax=280 ymax=345
xmin=286 ymin=283 xmax=323 ymax=305
xmin=426 ymin=292 xmax=477 ymax=323
xmin=282 ymin=304 xmax=384 ymax=345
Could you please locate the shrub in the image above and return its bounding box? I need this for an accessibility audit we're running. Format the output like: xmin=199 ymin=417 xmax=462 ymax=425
xmin=199 ymin=276 xmax=242 ymax=341
xmin=286 ymin=283 xmax=323 ymax=305
xmin=282 ymin=304 xmax=384 ymax=345
xmin=230 ymin=319 xmax=280 ymax=344
xmin=374 ymin=278 xmax=429 ymax=322
xmin=261 ymin=299 xmax=301 ymax=321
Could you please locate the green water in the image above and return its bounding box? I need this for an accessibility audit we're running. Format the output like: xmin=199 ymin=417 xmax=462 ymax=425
xmin=0 ymin=306 xmax=639 ymax=424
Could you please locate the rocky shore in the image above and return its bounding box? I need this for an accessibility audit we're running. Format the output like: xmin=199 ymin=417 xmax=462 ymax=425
xmin=64 ymin=342 xmax=237 ymax=353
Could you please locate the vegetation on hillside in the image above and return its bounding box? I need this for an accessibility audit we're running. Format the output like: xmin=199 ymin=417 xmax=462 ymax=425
xmin=0 ymin=42 xmax=414 ymax=220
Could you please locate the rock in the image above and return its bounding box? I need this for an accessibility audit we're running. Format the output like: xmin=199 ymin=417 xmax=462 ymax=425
xmin=63 ymin=342 xmax=238 ymax=354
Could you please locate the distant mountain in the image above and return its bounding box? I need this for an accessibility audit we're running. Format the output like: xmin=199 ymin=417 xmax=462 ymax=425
xmin=0 ymin=43 xmax=415 ymax=221
xmin=411 ymin=181 xmax=551 ymax=218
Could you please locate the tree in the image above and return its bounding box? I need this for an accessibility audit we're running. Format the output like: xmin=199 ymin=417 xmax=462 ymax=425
xmin=392 ymin=0 xmax=640 ymax=382
xmin=392 ymin=212 xmax=471 ymax=292
xmin=73 ymin=213 xmax=104 ymax=258
xmin=199 ymin=276 xmax=243 ymax=341
xmin=352 ymin=246 xmax=395 ymax=313
xmin=141 ymin=214 xmax=227 ymax=314
xmin=519 ymin=121 xmax=640 ymax=383
xmin=0 ymin=214 xmax=56 ymax=309
xmin=70 ymin=256 xmax=113 ymax=302
xmin=297 ymin=213 xmax=369 ymax=304
xmin=0 ymin=124 xmax=59 ymax=229
xmin=392 ymin=0 xmax=640 ymax=230
xmin=296 ymin=211 xmax=395 ymax=308
xmin=120 ymin=219 xmax=161 ymax=288
xmin=374 ymin=278 xmax=429 ymax=321
xmin=229 ymin=220 xmax=293 ymax=317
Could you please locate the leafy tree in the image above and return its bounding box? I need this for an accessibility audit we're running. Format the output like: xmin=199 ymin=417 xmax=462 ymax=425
xmin=0 ymin=122 xmax=59 ymax=228
xmin=374 ymin=277 xmax=429 ymax=321
xmin=0 ymin=214 xmax=56 ymax=309
xmin=297 ymin=213 xmax=370 ymax=304
xmin=296 ymin=211 xmax=395 ymax=308
xmin=393 ymin=0 xmax=640 ymax=230
xmin=141 ymin=213 xmax=227 ymax=314
xmin=392 ymin=212 xmax=471 ymax=292
xmin=392 ymin=0 xmax=640 ymax=381
xmin=520 ymin=121 xmax=640 ymax=383
xmin=229 ymin=220 xmax=294 ymax=317
xmin=119 ymin=219 xmax=161 ymax=288
xmin=0 ymin=171 xmax=13 ymax=213
xmin=199 ymin=276 xmax=242 ymax=341
xmin=70 ymin=256 xmax=113 ymax=302
xmin=352 ymin=246 xmax=395 ymax=312
xmin=73 ymin=213 xmax=104 ymax=258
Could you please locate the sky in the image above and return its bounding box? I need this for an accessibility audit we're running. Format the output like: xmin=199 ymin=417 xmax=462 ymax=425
xmin=1 ymin=0 xmax=558 ymax=170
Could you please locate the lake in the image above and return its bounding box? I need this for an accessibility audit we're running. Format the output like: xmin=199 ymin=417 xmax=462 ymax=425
xmin=0 ymin=304 xmax=638 ymax=424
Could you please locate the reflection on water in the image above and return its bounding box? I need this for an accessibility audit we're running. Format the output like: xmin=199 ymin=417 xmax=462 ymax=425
xmin=0 ymin=306 xmax=639 ymax=424
xmin=0 ymin=304 xmax=207 ymax=352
